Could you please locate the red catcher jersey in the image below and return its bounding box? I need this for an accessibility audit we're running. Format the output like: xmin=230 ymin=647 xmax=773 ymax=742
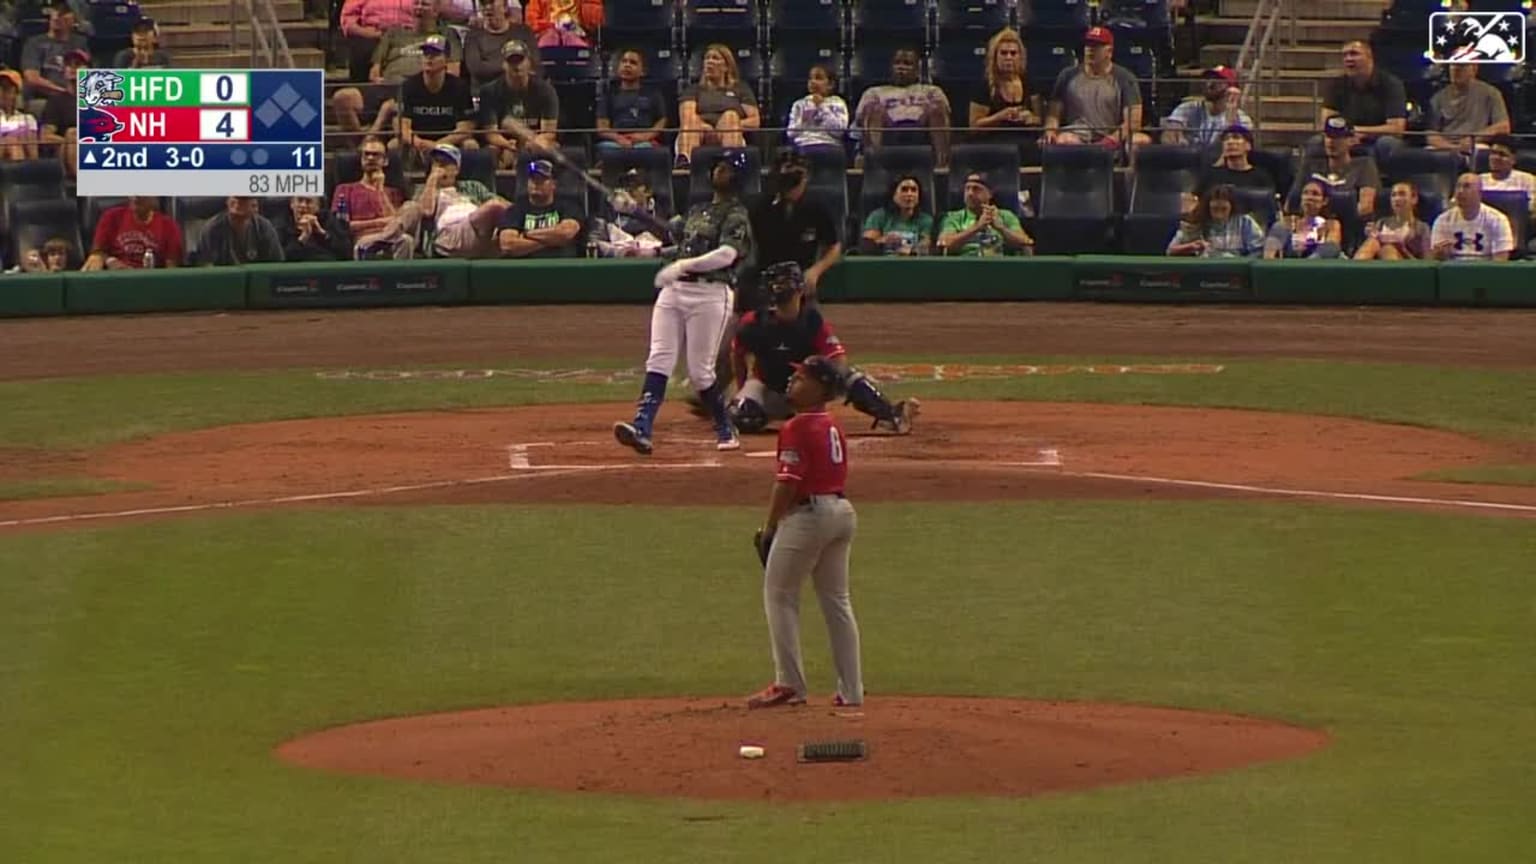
xmin=775 ymin=409 xmax=848 ymax=495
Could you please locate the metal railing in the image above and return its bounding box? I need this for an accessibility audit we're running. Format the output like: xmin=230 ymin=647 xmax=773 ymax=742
xmin=229 ymin=0 xmax=296 ymax=68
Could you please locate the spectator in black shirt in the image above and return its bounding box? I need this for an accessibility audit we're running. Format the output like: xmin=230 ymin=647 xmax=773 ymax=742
xmin=194 ymin=197 xmax=285 ymax=265
xmin=478 ymin=39 xmax=559 ymax=169
xmin=495 ymin=158 xmax=586 ymax=258
xmin=1198 ymin=125 xmax=1275 ymax=195
xmin=396 ymin=34 xmax=477 ymax=168
xmin=111 ymin=21 xmax=173 ymax=69
xmin=1317 ymin=41 xmax=1406 ymax=164
xmin=462 ymin=0 xmax=539 ymax=86
xmin=596 ymin=49 xmax=668 ymax=160
xmin=275 ymin=195 xmax=355 ymax=261
xmin=747 ymin=150 xmax=841 ymax=308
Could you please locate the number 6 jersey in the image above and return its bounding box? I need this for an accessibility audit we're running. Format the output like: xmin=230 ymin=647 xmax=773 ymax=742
xmin=775 ymin=409 xmax=848 ymax=496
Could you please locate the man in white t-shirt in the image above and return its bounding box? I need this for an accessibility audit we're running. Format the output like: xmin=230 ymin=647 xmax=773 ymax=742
xmin=1431 ymin=172 xmax=1513 ymax=261
xmin=1479 ymin=134 xmax=1536 ymax=214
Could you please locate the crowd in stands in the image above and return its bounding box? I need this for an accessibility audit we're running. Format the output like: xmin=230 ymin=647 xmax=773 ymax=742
xmin=0 ymin=0 xmax=1534 ymax=273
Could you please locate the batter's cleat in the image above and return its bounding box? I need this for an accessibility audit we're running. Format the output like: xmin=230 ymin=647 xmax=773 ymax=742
xmin=746 ymin=683 xmax=806 ymax=709
xmin=613 ymin=422 xmax=653 ymax=455
xmin=716 ymin=426 xmax=741 ymax=451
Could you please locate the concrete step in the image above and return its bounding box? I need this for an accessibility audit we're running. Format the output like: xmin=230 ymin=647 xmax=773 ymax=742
xmin=1201 ymin=43 xmax=1341 ymax=70
xmin=175 ymin=46 xmax=327 ymax=68
xmin=159 ymin=21 xmax=327 ymax=51
xmin=1220 ymin=0 xmax=1383 ymax=20
xmin=142 ymin=0 xmax=308 ymax=26
xmin=1250 ymin=121 xmax=1316 ymax=150
xmin=1250 ymin=95 xmax=1320 ymax=123
xmin=1201 ymin=16 xmax=1376 ymax=44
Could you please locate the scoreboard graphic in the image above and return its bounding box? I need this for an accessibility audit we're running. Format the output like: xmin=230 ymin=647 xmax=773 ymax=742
xmin=76 ymin=69 xmax=325 ymax=198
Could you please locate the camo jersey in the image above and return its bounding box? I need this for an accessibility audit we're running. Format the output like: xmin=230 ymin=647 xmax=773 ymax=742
xmin=675 ymin=198 xmax=753 ymax=287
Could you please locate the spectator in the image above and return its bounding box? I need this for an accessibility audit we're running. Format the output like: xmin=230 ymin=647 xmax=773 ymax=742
xmin=18 ymin=237 xmax=74 ymax=272
xmin=1425 ymin=64 xmax=1510 ymax=158
xmin=969 ymin=28 xmax=1039 ymax=153
xmin=275 ymin=196 xmax=355 ymax=261
xmin=478 ymin=40 xmax=559 ymax=168
xmin=0 ymin=74 xmax=39 ymax=161
xmin=39 ymin=49 xmax=83 ymax=175
xmin=590 ymin=170 xmax=668 ymax=257
xmin=194 ymin=197 xmax=285 ymax=265
xmin=111 ymin=21 xmax=172 ymax=69
xmin=332 ymin=0 xmax=462 ymax=140
xmin=1043 ymin=27 xmax=1152 ymax=152
xmin=861 ymin=174 xmax=933 ymax=256
xmin=463 ymin=0 xmax=540 ymax=85
xmin=395 ymin=35 xmax=477 ymax=167
xmin=676 ymin=43 xmax=760 ymax=166
xmin=1263 ymin=178 xmax=1343 ymax=259
xmin=1479 ymin=134 xmax=1536 ymax=224
xmin=340 ymin=0 xmax=428 ymax=82
xmin=525 ymin=0 xmax=602 ymax=49
xmin=1197 ymin=125 xmax=1275 ymax=194
xmin=749 ymin=150 xmax=843 ymax=300
xmin=937 ymin=172 xmax=1034 ymax=256
xmin=1431 ymin=172 xmax=1513 ymax=260
xmin=1318 ymin=41 xmax=1405 ymax=163
xmin=786 ymin=64 xmax=849 ymax=155
xmin=415 ymin=142 xmax=509 ymax=258
xmin=337 ymin=137 xmax=422 ymax=259
xmin=20 ymin=1 xmax=87 ymax=109
xmin=1166 ymin=184 xmax=1265 ymax=258
xmin=83 ymin=197 xmax=183 ymax=269
xmin=1355 ymin=181 xmax=1431 ymax=260
xmin=1163 ymin=67 xmax=1254 ymax=149
xmin=496 ymin=158 xmax=586 ymax=258
xmin=596 ymin=49 xmax=668 ymax=159
xmin=1291 ymin=115 xmax=1379 ymax=221
xmin=853 ymin=47 xmax=951 ymax=167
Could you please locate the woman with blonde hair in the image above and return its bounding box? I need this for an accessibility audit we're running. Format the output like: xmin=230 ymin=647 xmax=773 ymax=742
xmin=968 ymin=28 xmax=1038 ymax=151
xmin=676 ymin=43 xmax=761 ymax=166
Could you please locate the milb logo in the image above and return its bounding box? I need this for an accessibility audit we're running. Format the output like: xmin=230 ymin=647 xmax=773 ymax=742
xmin=1428 ymin=12 xmax=1527 ymax=64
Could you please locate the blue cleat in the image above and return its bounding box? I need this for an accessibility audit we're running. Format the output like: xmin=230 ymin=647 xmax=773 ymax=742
xmin=613 ymin=422 xmax=653 ymax=455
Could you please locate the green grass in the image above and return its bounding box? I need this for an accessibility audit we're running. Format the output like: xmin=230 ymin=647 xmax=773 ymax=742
xmin=0 ymin=476 xmax=148 ymax=501
xmin=1 ymin=357 xmax=1533 ymax=451
xmin=2 ymin=501 xmax=1533 ymax=863
xmin=1414 ymin=464 xmax=1536 ymax=487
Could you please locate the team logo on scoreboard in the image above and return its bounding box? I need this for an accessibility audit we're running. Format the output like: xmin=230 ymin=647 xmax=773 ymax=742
xmin=79 ymin=70 xmax=126 ymax=107
xmin=78 ymin=107 xmax=125 ymax=142
xmin=1428 ymin=12 xmax=1526 ymax=64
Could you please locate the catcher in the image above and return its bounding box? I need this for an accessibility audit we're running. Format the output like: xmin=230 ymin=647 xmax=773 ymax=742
xmin=728 ymin=261 xmax=918 ymax=435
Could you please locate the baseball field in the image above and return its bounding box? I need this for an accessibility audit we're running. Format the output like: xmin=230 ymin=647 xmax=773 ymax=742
xmin=2 ymin=302 xmax=1534 ymax=862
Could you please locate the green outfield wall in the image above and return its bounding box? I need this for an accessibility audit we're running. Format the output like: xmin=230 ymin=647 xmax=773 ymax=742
xmin=2 ymin=259 xmax=1531 ymax=316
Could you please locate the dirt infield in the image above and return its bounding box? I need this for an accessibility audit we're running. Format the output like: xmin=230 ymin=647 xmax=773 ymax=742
xmin=274 ymin=696 xmax=1330 ymax=802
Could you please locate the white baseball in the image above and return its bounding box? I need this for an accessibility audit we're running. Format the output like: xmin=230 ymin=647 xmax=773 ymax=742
xmin=739 ymin=745 xmax=765 ymax=759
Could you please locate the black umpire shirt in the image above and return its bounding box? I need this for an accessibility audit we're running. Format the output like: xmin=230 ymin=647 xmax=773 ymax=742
xmin=743 ymin=194 xmax=838 ymax=311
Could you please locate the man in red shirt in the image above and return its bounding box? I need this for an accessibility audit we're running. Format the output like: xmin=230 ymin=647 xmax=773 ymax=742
xmin=748 ymin=355 xmax=864 ymax=714
xmin=336 ymin=136 xmax=421 ymax=258
xmin=82 ymin=196 xmax=184 ymax=269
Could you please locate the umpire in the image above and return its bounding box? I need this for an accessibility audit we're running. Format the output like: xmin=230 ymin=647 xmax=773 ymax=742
xmin=743 ymin=149 xmax=843 ymax=310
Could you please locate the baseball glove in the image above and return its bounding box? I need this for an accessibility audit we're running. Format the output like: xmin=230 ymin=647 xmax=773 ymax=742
xmin=753 ymin=528 xmax=775 ymax=567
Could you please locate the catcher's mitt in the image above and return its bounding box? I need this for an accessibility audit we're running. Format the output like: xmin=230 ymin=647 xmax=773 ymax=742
xmin=753 ymin=528 xmax=775 ymax=567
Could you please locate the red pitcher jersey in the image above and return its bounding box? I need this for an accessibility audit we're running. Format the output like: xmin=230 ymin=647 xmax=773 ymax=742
xmin=775 ymin=409 xmax=848 ymax=495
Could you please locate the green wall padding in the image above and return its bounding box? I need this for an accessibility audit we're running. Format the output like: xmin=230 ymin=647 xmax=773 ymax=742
xmin=1252 ymin=260 xmax=1439 ymax=305
xmin=64 ymin=268 xmax=247 ymax=314
xmin=469 ymin=259 xmax=663 ymax=304
xmin=246 ymin=260 xmax=469 ymax=308
xmin=822 ymin=256 xmax=1075 ymax=301
xmin=1436 ymin=261 xmax=1536 ymax=307
xmin=1072 ymin=255 xmax=1255 ymax=302
xmin=0 ymin=274 xmax=66 ymax=317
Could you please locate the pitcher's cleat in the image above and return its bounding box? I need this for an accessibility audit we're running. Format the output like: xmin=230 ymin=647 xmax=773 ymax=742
xmin=893 ymin=398 xmax=921 ymax=434
xmin=746 ymin=683 xmax=806 ymax=709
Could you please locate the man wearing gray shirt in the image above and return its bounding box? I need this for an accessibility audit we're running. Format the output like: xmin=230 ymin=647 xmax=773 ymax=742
xmin=1426 ymin=64 xmax=1510 ymax=159
xmin=461 ymin=0 xmax=538 ymax=85
xmin=20 ymin=2 xmax=88 ymax=105
xmin=1043 ymin=27 xmax=1151 ymax=154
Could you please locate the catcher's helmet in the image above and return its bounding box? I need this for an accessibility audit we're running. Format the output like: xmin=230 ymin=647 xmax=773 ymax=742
xmin=762 ymin=261 xmax=806 ymax=307
xmin=791 ymin=355 xmax=845 ymax=399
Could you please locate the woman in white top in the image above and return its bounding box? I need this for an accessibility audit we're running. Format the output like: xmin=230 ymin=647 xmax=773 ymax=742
xmin=1263 ymin=178 xmax=1343 ymax=259
xmin=786 ymin=64 xmax=849 ymax=154
xmin=1355 ymin=181 xmax=1432 ymax=260
xmin=0 ymin=74 xmax=40 ymax=162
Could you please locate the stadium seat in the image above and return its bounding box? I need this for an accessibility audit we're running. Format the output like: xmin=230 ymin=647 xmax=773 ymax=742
xmin=798 ymin=144 xmax=850 ymax=238
xmin=848 ymin=42 xmax=909 ymax=102
xmin=1480 ymin=190 xmax=1530 ymax=257
xmin=929 ymin=39 xmax=988 ymax=88
xmin=1100 ymin=0 xmax=1171 ymax=32
xmin=1128 ymin=145 xmax=1200 ymax=213
xmin=1248 ymin=148 xmax=1292 ymax=199
xmin=1382 ymin=148 xmax=1463 ymax=201
xmin=540 ymin=44 xmax=602 ymax=83
xmin=1378 ymin=0 xmax=1439 ymax=33
xmin=600 ymin=147 xmax=677 ymax=220
xmin=935 ymin=0 xmax=1012 ymax=36
xmin=688 ymin=44 xmax=765 ymax=89
xmin=514 ymin=148 xmax=588 ymax=214
xmin=0 ymin=159 xmax=66 ymax=237
xmin=601 ymin=0 xmax=678 ymax=44
xmin=850 ymin=0 xmax=930 ymax=45
xmin=7 ymin=198 xmax=83 ymax=268
xmin=1119 ymin=214 xmax=1180 ymax=254
xmin=1113 ymin=38 xmax=1156 ymax=83
xmin=1230 ymin=186 xmax=1278 ymax=229
xmin=684 ymin=0 xmax=761 ymax=42
xmin=1415 ymin=188 xmax=1445 ymax=225
xmin=173 ymin=197 xmax=230 ymax=261
xmin=641 ymin=47 xmax=685 ymax=87
xmin=1019 ymin=0 xmax=1091 ymax=30
xmin=767 ymin=0 xmax=843 ymax=32
xmin=688 ymin=146 xmax=763 ymax=203
xmin=860 ymin=145 xmax=936 ymax=224
xmin=1034 ymin=144 xmax=1115 ymax=253
xmin=1025 ymin=41 xmax=1077 ymax=96
xmin=948 ymin=142 xmax=1022 ymax=213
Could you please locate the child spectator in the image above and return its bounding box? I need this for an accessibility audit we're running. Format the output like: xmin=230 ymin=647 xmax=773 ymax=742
xmin=786 ymin=64 xmax=849 ymax=155
xmin=1166 ymin=184 xmax=1265 ymax=258
xmin=111 ymin=21 xmax=173 ymax=69
xmin=0 ymin=74 xmax=39 ymax=161
xmin=596 ymin=49 xmax=668 ymax=158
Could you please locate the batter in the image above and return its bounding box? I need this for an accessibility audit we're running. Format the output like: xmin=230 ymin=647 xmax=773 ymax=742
xmin=614 ymin=151 xmax=755 ymax=455
xmin=748 ymin=355 xmax=864 ymax=712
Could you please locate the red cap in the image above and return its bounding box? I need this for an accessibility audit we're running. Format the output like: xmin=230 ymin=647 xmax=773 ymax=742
xmin=1206 ymin=65 xmax=1237 ymax=83
xmin=1085 ymin=26 xmax=1114 ymax=45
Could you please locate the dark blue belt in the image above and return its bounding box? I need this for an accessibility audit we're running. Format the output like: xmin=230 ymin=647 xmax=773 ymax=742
xmin=796 ymin=492 xmax=846 ymax=507
xmin=677 ymin=273 xmax=728 ymax=284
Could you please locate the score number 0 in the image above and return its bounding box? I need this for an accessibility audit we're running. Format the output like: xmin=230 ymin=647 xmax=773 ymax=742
xmin=198 ymin=74 xmax=250 ymax=141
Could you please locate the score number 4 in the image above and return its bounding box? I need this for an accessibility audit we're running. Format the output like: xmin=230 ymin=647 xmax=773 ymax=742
xmin=199 ymin=109 xmax=250 ymax=141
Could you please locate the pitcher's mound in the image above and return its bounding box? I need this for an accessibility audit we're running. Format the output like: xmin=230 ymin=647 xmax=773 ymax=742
xmin=275 ymin=696 xmax=1328 ymax=802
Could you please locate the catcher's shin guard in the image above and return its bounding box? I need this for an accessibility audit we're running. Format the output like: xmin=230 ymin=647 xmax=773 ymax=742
xmin=845 ymin=370 xmax=898 ymax=427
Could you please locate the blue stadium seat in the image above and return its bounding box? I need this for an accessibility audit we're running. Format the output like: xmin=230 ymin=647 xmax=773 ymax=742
xmin=1382 ymin=147 xmax=1464 ymax=201
xmin=7 ymin=198 xmax=83 ymax=268
xmin=173 ymin=197 xmax=229 ymax=261
xmin=861 ymin=145 xmax=937 ymax=224
xmin=599 ymin=147 xmax=677 ymax=220
xmin=795 ymin=145 xmax=850 ymax=241
xmin=684 ymin=0 xmax=761 ymax=41
xmin=688 ymin=43 xmax=765 ymax=85
xmin=1099 ymin=0 xmax=1171 ymax=32
xmin=83 ymin=0 xmax=142 ymax=38
xmin=767 ymin=0 xmax=843 ymax=32
xmin=769 ymin=42 xmax=844 ymax=132
xmin=642 ymin=47 xmax=685 ymax=86
xmin=1019 ymin=0 xmax=1091 ymax=30
xmin=0 ymin=158 xmax=66 ymax=237
xmin=948 ymin=142 xmax=1022 ymax=213
xmin=935 ymin=0 xmax=1012 ymax=35
xmin=1230 ymin=186 xmax=1278 ymax=229
xmin=1129 ymin=144 xmax=1200 ymax=214
xmin=1114 ymin=40 xmax=1156 ymax=82
xmin=1119 ymin=214 xmax=1180 ymax=254
xmin=1025 ymin=41 xmax=1077 ymax=95
xmin=541 ymin=45 xmax=602 ymax=82
xmin=1034 ymin=144 xmax=1116 ymax=253
xmin=688 ymin=146 xmax=762 ymax=203
xmin=851 ymin=0 xmax=930 ymax=44
xmin=1480 ymin=189 xmax=1530 ymax=256
xmin=603 ymin=0 xmax=678 ymax=40
xmin=929 ymin=40 xmax=988 ymax=87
